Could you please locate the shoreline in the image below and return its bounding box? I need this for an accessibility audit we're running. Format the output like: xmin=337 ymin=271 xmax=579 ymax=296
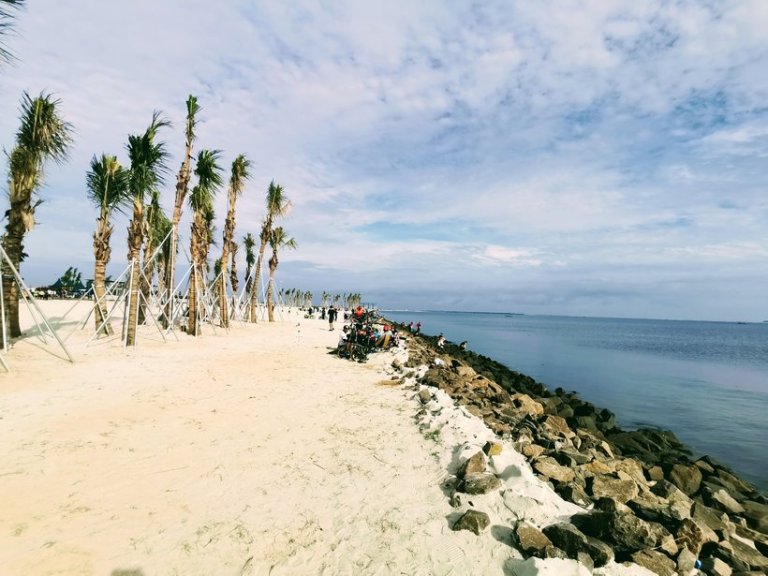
xmin=395 ymin=323 xmax=768 ymax=573
xmin=0 ymin=302 xmax=765 ymax=574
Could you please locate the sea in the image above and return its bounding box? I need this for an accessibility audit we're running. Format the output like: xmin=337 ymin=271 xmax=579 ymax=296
xmin=382 ymin=310 xmax=768 ymax=492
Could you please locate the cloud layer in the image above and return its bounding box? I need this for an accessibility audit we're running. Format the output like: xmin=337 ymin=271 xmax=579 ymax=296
xmin=1 ymin=1 xmax=766 ymax=321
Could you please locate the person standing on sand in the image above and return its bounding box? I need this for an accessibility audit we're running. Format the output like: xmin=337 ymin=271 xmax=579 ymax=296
xmin=328 ymin=305 xmax=338 ymax=331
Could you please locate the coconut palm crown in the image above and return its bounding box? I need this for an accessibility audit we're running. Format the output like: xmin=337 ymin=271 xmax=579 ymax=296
xmin=86 ymin=154 xmax=130 ymax=336
xmin=186 ymin=149 xmax=223 ymax=336
xmin=250 ymin=180 xmax=290 ymax=322
xmin=218 ymin=154 xmax=250 ymax=327
xmin=1 ymin=91 xmax=73 ymax=341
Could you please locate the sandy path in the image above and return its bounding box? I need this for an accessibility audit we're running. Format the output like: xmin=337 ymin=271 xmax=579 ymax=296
xmin=0 ymin=304 xmax=512 ymax=575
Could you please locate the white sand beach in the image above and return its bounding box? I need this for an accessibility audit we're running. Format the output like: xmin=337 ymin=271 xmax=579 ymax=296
xmin=0 ymin=301 xmax=654 ymax=576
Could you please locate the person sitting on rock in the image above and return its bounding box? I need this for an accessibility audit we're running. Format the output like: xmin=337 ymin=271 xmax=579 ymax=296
xmin=437 ymin=333 xmax=446 ymax=349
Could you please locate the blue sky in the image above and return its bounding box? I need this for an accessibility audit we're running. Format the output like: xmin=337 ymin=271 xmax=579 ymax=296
xmin=1 ymin=1 xmax=766 ymax=321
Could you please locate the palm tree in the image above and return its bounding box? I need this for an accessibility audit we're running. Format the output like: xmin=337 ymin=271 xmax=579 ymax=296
xmin=187 ymin=149 xmax=223 ymax=336
xmin=164 ymin=95 xmax=200 ymax=328
xmin=250 ymin=181 xmax=290 ymax=322
xmin=1 ymin=92 xmax=72 ymax=343
xmin=229 ymin=240 xmax=239 ymax=310
xmin=243 ymin=232 xmax=256 ymax=305
xmin=138 ymin=188 xmax=170 ymax=324
xmin=266 ymin=226 xmax=296 ymax=322
xmin=125 ymin=112 xmax=169 ymax=346
xmin=218 ymin=154 xmax=250 ymax=327
xmin=0 ymin=0 xmax=24 ymax=64
xmin=86 ymin=154 xmax=130 ymax=336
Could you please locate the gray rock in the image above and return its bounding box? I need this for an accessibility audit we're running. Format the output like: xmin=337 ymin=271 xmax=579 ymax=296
xmin=590 ymin=475 xmax=639 ymax=504
xmin=668 ymin=462 xmax=703 ymax=496
xmin=677 ymin=546 xmax=698 ymax=574
xmin=630 ymin=548 xmax=677 ymax=576
xmin=556 ymin=482 xmax=593 ymax=508
xmin=542 ymin=522 xmax=614 ymax=567
xmin=742 ymin=500 xmax=768 ymax=534
xmin=676 ymin=517 xmax=717 ymax=555
xmin=572 ymin=510 xmax=675 ymax=555
xmin=515 ymin=521 xmax=552 ymax=555
xmin=417 ymin=388 xmax=432 ymax=404
xmin=700 ymin=556 xmax=733 ymax=576
xmin=706 ymin=486 xmax=746 ymax=515
xmin=452 ymin=509 xmax=490 ymax=535
xmin=458 ymin=451 xmax=486 ymax=479
xmin=533 ymin=456 xmax=575 ymax=483
xmin=459 ymin=473 xmax=501 ymax=494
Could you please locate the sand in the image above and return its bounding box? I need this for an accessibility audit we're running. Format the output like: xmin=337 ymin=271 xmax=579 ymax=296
xmin=0 ymin=300 xmax=654 ymax=576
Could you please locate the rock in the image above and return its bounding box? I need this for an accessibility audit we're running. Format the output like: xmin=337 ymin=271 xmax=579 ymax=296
xmin=630 ymin=548 xmax=677 ymax=576
xmin=668 ymin=462 xmax=703 ymax=496
xmin=417 ymin=388 xmax=432 ymax=404
xmin=676 ymin=517 xmax=717 ymax=555
xmin=716 ymin=468 xmax=756 ymax=498
xmin=677 ymin=547 xmax=698 ymax=574
xmin=647 ymin=465 xmax=665 ymax=481
xmin=615 ymin=458 xmax=647 ymax=486
xmin=482 ymin=441 xmax=503 ymax=456
xmin=458 ymin=451 xmax=486 ymax=479
xmin=735 ymin=523 xmax=768 ymax=556
xmin=728 ymin=537 xmax=768 ymax=572
xmin=705 ymin=485 xmax=746 ymax=515
xmin=541 ymin=414 xmax=574 ymax=438
xmin=509 ymin=393 xmax=544 ymax=417
xmin=542 ymin=522 xmax=614 ymax=567
xmin=699 ymin=556 xmax=732 ymax=576
xmin=693 ymin=501 xmax=730 ymax=533
xmin=455 ymin=365 xmax=476 ymax=378
xmin=582 ymin=460 xmax=615 ymax=476
xmin=590 ymin=475 xmax=639 ymax=504
xmin=533 ymin=457 xmax=575 ymax=484
xmin=522 ymin=443 xmax=546 ymax=459
xmin=556 ymin=483 xmax=593 ymax=508
xmin=459 ymin=473 xmax=501 ymax=494
xmin=572 ymin=510 xmax=675 ymax=555
xmin=651 ymin=479 xmax=694 ymax=517
xmin=742 ymin=500 xmax=768 ymax=534
xmin=515 ymin=521 xmax=552 ymax=555
xmin=452 ymin=509 xmax=490 ymax=535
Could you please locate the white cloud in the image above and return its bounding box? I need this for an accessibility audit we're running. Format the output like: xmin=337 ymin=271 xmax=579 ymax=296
xmin=0 ymin=1 xmax=767 ymax=320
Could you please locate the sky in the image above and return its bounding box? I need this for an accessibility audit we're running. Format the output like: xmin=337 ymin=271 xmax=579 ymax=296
xmin=0 ymin=1 xmax=766 ymax=322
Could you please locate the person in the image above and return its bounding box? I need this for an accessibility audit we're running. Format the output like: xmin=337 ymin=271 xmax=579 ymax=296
xmin=459 ymin=340 xmax=468 ymax=351
xmin=415 ymin=322 xmax=421 ymax=334
xmin=408 ymin=321 xmax=414 ymax=333
xmin=354 ymin=305 xmax=365 ymax=320
xmin=437 ymin=333 xmax=445 ymax=349
xmin=328 ymin=305 xmax=338 ymax=331
xmin=320 ymin=307 xmax=326 ymax=320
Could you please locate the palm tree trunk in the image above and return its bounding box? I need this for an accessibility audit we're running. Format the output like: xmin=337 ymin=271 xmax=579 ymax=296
xmin=125 ymin=201 xmax=144 ymax=347
xmin=267 ymin=268 xmax=276 ymax=322
xmin=218 ymin=268 xmax=229 ymax=328
xmin=249 ymin=240 xmax=268 ymax=322
xmin=1 ymin=206 xmax=26 ymax=341
xmin=187 ymin=264 xmax=199 ymax=336
xmin=93 ymin=258 xmax=112 ymax=336
xmin=125 ymin=256 xmax=141 ymax=346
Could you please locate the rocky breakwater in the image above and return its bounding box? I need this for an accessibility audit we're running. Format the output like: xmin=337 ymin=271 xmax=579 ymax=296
xmin=403 ymin=331 xmax=768 ymax=575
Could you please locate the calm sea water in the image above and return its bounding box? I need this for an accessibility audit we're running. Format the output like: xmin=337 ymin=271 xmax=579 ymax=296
xmin=383 ymin=311 xmax=768 ymax=492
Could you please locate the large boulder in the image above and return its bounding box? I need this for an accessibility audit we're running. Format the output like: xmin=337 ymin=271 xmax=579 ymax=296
xmin=459 ymin=473 xmax=501 ymax=494
xmin=589 ymin=475 xmax=639 ymax=504
xmin=458 ymin=451 xmax=486 ymax=479
xmin=630 ymin=548 xmax=677 ymax=576
xmin=542 ymin=522 xmax=614 ymax=567
xmin=533 ymin=457 xmax=576 ymax=484
xmin=742 ymin=500 xmax=768 ymax=534
xmin=452 ymin=509 xmax=490 ymax=535
xmin=668 ymin=462 xmax=703 ymax=496
xmin=572 ymin=510 xmax=676 ymax=556
xmin=515 ymin=521 xmax=552 ymax=556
